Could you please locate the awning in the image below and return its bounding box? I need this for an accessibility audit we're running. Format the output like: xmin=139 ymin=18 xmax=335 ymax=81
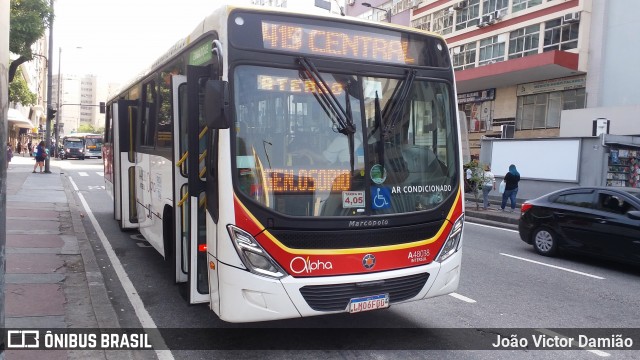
xmin=7 ymin=108 xmax=34 ymax=129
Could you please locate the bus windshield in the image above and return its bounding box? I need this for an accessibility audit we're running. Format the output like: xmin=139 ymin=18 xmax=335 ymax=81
xmin=233 ymin=65 xmax=457 ymax=217
xmin=64 ymin=140 xmax=83 ymax=149
xmin=85 ymin=137 xmax=102 ymax=150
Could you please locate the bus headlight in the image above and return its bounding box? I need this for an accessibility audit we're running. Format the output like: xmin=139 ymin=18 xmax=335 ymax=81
xmin=435 ymin=215 xmax=463 ymax=263
xmin=227 ymin=225 xmax=286 ymax=279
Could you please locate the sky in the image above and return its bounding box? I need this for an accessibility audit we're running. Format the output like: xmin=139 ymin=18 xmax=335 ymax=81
xmin=52 ymin=0 xmax=246 ymax=85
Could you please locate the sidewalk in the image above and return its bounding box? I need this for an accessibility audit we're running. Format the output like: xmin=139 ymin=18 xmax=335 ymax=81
xmin=464 ymin=194 xmax=522 ymax=231
xmin=4 ymin=155 xmax=130 ymax=359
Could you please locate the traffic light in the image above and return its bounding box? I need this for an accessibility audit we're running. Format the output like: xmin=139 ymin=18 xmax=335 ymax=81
xmin=99 ymin=102 xmax=106 ymax=114
xmin=47 ymin=108 xmax=57 ymax=121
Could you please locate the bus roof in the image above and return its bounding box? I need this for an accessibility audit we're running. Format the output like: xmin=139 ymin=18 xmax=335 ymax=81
xmin=114 ymin=4 xmax=446 ymax=97
xmin=63 ymin=133 xmax=102 ymax=139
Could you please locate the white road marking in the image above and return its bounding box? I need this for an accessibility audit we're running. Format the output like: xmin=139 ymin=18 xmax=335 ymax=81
xmin=97 ymin=172 xmax=104 ymax=176
xmin=500 ymin=253 xmax=605 ymax=279
xmin=465 ymin=221 xmax=519 ymax=233
xmin=78 ymin=172 xmax=89 ymax=176
xmin=536 ymin=328 xmax=611 ymax=357
xmin=69 ymin=177 xmax=174 ymax=360
xmin=449 ymin=292 xmax=477 ymax=303
xmin=88 ymin=185 xmax=106 ymax=190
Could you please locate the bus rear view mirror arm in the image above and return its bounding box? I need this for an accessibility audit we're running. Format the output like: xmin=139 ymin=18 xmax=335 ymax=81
xmin=205 ymin=79 xmax=229 ymax=129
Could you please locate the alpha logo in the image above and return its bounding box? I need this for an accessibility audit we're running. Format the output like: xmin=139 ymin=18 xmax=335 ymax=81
xmin=290 ymin=256 xmax=333 ymax=274
xmin=362 ymin=254 xmax=376 ymax=269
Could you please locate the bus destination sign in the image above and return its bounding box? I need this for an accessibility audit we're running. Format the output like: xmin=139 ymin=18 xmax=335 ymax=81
xmin=262 ymin=21 xmax=416 ymax=65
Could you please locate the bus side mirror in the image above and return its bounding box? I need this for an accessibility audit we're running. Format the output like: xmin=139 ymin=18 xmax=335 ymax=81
xmin=204 ymin=79 xmax=229 ymax=129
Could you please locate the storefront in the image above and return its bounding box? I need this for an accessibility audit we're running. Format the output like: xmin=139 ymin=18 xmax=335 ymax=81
xmin=7 ymin=108 xmax=34 ymax=148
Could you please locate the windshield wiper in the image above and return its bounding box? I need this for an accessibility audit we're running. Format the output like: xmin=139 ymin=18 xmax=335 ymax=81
xmin=298 ymin=57 xmax=357 ymax=171
xmin=381 ymin=69 xmax=416 ymax=140
xmin=297 ymin=57 xmax=356 ymax=136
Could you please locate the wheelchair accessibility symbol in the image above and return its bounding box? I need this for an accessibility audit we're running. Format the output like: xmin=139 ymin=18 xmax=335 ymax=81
xmin=371 ymin=186 xmax=391 ymax=209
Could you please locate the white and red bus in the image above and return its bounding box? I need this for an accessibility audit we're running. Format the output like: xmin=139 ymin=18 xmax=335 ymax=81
xmin=103 ymin=5 xmax=465 ymax=323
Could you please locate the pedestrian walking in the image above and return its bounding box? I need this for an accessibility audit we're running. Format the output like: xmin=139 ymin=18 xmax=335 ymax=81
xmin=33 ymin=141 xmax=47 ymax=173
xmin=27 ymin=140 xmax=33 ymax=157
xmin=16 ymin=141 xmax=23 ymax=156
xmin=6 ymin=142 xmax=13 ymax=169
xmin=501 ymin=164 xmax=521 ymax=212
xmin=481 ymin=164 xmax=495 ymax=210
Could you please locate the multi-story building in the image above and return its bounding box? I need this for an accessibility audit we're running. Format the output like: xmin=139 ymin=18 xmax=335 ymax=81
xmin=347 ymin=0 xmax=640 ymax=158
xmin=346 ymin=0 xmax=420 ymax=24
xmin=51 ymin=73 xmax=99 ymax=136
xmin=7 ymin=36 xmax=48 ymax=148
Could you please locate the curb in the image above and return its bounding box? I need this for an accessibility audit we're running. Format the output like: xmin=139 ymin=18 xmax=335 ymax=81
xmin=465 ymin=215 xmax=519 ymax=231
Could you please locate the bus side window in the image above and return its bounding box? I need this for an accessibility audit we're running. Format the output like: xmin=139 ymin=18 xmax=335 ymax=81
xmin=141 ymin=80 xmax=157 ymax=148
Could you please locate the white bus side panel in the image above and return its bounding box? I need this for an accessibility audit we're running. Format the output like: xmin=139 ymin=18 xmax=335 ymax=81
xmin=135 ymin=152 xmax=166 ymax=254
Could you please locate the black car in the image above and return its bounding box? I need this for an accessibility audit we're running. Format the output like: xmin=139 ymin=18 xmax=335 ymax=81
xmin=519 ymin=187 xmax=640 ymax=264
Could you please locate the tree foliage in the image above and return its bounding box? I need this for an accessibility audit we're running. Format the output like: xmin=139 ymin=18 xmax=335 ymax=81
xmin=8 ymin=0 xmax=53 ymax=82
xmin=9 ymin=67 xmax=37 ymax=106
xmin=78 ymin=124 xmax=96 ymax=133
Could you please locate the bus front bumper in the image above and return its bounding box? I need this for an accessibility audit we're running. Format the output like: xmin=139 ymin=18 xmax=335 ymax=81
xmin=213 ymin=250 xmax=461 ymax=323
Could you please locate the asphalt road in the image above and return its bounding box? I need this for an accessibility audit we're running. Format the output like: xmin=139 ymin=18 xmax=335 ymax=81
xmin=61 ymin=159 xmax=640 ymax=359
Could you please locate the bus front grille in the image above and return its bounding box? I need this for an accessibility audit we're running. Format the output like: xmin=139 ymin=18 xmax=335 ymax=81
xmin=299 ymin=272 xmax=430 ymax=312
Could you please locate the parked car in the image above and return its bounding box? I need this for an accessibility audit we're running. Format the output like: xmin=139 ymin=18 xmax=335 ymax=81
xmin=519 ymin=186 xmax=640 ymax=265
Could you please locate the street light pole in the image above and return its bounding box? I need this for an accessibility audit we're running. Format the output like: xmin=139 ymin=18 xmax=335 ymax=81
xmin=44 ymin=0 xmax=55 ymax=173
xmin=361 ymin=2 xmax=391 ymax=22
xmin=55 ymin=47 xmax=61 ymax=158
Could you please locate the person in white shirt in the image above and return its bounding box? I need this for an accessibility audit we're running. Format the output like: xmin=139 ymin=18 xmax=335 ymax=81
xmin=481 ymin=164 xmax=496 ymax=209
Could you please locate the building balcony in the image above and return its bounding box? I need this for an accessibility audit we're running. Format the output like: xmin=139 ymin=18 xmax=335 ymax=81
xmin=455 ymin=50 xmax=582 ymax=93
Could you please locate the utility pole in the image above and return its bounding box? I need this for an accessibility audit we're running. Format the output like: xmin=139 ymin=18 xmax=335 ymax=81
xmin=44 ymin=0 xmax=55 ymax=173
xmin=1 ymin=0 xmax=11 ymax=355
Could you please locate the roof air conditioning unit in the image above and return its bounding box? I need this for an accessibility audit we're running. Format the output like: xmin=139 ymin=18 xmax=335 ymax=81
xmin=563 ymin=12 xmax=580 ymax=23
xmin=410 ymin=0 xmax=421 ymax=10
xmin=478 ymin=21 xmax=486 ymax=28
xmin=481 ymin=14 xmax=495 ymax=24
xmin=453 ymin=1 xmax=467 ymax=10
xmin=494 ymin=10 xmax=504 ymax=20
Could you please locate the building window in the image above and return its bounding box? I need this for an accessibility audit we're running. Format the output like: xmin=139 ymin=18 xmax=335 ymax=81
xmin=478 ymin=36 xmax=505 ymax=65
xmin=432 ymin=7 xmax=454 ymax=35
xmin=508 ymin=24 xmax=540 ymax=59
xmin=512 ymin=0 xmax=542 ymax=13
xmin=456 ymin=0 xmax=480 ymax=31
xmin=392 ymin=0 xmax=412 ymax=15
xmin=543 ymin=18 xmax=579 ymax=52
xmin=516 ymin=88 xmax=585 ymax=130
xmin=452 ymin=42 xmax=477 ymax=71
xmin=411 ymin=14 xmax=431 ymax=31
xmin=482 ymin=0 xmax=508 ymax=15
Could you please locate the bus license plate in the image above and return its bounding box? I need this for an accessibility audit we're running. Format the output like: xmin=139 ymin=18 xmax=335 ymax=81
xmin=348 ymin=294 xmax=389 ymax=314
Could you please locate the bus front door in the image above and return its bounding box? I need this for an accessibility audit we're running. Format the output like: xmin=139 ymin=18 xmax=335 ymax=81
xmin=114 ymin=100 xmax=139 ymax=229
xmin=172 ymin=73 xmax=209 ymax=304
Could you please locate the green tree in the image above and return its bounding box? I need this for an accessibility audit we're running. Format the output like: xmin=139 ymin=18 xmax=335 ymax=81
xmin=9 ymin=67 xmax=37 ymax=106
xmin=9 ymin=0 xmax=53 ymax=83
xmin=78 ymin=124 xmax=96 ymax=133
